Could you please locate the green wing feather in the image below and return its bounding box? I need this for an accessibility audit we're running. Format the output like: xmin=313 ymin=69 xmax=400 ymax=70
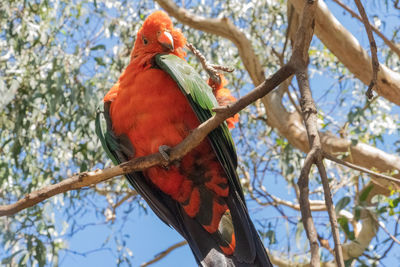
xmin=155 ymin=54 xmax=244 ymax=202
xmin=95 ymin=104 xmax=119 ymax=165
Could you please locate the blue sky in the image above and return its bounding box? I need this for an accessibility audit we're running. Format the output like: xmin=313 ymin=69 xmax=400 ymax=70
xmin=56 ymin=1 xmax=400 ymax=266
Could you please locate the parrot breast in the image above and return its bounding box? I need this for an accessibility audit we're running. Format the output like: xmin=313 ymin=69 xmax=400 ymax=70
xmin=109 ymin=67 xmax=236 ymax=254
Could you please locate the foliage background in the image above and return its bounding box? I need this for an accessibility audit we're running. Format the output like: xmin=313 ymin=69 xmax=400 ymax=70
xmin=0 ymin=0 xmax=399 ymax=266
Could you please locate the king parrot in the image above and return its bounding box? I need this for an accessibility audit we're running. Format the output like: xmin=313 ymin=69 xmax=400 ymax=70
xmin=96 ymin=11 xmax=272 ymax=267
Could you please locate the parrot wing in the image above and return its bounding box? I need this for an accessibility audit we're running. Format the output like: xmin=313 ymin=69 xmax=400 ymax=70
xmin=96 ymin=102 xmax=181 ymax=227
xmin=155 ymin=54 xmax=271 ymax=266
xmin=155 ymin=54 xmax=244 ymax=202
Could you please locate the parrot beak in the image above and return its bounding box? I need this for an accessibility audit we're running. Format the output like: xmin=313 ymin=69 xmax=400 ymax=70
xmin=158 ymin=31 xmax=174 ymax=51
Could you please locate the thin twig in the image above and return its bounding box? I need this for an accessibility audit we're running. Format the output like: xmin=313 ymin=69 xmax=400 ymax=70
xmin=323 ymin=152 xmax=399 ymax=184
xmin=298 ymin=148 xmax=321 ymax=267
xmin=332 ymin=0 xmax=400 ymax=58
xmin=354 ymin=0 xmax=380 ymax=99
xmin=288 ymin=1 xmax=324 ymax=265
xmin=316 ymin=160 xmax=344 ymax=265
xmin=318 ymin=234 xmax=334 ymax=255
xmin=378 ymin=219 xmax=400 ymax=246
xmin=141 ymin=240 xmax=187 ymax=266
xmin=186 ymin=43 xmax=233 ymax=84
xmin=379 ymin=216 xmax=400 ymax=260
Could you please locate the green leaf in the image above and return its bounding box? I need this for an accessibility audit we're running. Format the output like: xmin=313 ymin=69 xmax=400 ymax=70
xmin=90 ymin=44 xmax=106 ymax=51
xmin=359 ymin=185 xmax=374 ymax=202
xmin=265 ymin=230 xmax=276 ymax=245
xmin=345 ymin=259 xmax=354 ymax=267
xmin=351 ymin=138 xmax=358 ymax=146
xmin=34 ymin=238 xmax=46 ymax=267
xmin=335 ymin=196 xmax=351 ymax=213
xmin=18 ymin=253 xmax=29 ymax=267
xmin=338 ymin=217 xmax=355 ymax=240
xmin=94 ymin=57 xmax=106 ymax=66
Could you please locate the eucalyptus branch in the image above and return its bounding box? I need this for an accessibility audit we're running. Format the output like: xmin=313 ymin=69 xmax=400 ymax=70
xmin=353 ymin=0 xmax=380 ymax=99
xmin=323 ymin=152 xmax=400 ymax=184
xmin=296 ymin=68 xmax=344 ymax=267
xmin=289 ymin=0 xmax=400 ymax=105
xmin=141 ymin=240 xmax=187 ymax=267
xmin=288 ymin=2 xmax=343 ymax=264
xmin=0 ymin=57 xmax=296 ymax=217
xmin=186 ymin=42 xmax=233 ymax=84
xmin=378 ymin=219 xmax=400 ymax=246
xmin=297 ymin=148 xmax=321 ymax=267
xmin=332 ymin=0 xmax=400 ymax=58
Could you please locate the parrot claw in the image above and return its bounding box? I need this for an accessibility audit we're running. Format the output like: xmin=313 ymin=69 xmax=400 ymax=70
xmin=159 ymin=145 xmax=171 ymax=168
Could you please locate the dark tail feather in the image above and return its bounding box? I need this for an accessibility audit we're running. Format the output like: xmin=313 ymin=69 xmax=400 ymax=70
xmin=177 ymin=191 xmax=273 ymax=267
xmin=125 ymin=171 xmax=272 ymax=266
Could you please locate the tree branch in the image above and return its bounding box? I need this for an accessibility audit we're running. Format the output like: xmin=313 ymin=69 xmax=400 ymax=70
xmin=141 ymin=240 xmax=187 ymax=267
xmin=296 ymin=64 xmax=345 ymax=267
xmin=298 ymin=149 xmax=321 ymax=266
xmin=0 ymin=58 xmax=296 ymax=217
xmin=332 ymin=0 xmax=400 ymax=58
xmin=353 ymin=0 xmax=380 ymax=99
xmin=340 ymin=206 xmax=379 ymax=259
xmin=323 ymin=151 xmax=400 ymax=184
xmin=378 ymin=219 xmax=400 ymax=246
xmin=186 ymin=42 xmax=233 ymax=84
xmin=289 ymin=0 xmax=400 ymax=105
xmin=288 ymin=2 xmax=344 ymax=263
xmin=285 ymin=1 xmax=327 ymax=265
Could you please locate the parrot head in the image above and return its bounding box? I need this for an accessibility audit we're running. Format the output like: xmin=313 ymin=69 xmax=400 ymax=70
xmin=131 ymin=11 xmax=186 ymax=59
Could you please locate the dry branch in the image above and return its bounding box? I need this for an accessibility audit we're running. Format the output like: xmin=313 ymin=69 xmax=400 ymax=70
xmin=298 ymin=149 xmax=321 ymax=266
xmin=288 ymin=2 xmax=344 ymax=263
xmin=288 ymin=1 xmax=323 ymax=265
xmin=296 ymin=55 xmax=345 ymax=266
xmin=141 ymin=240 xmax=187 ymax=266
xmin=186 ymin=42 xmax=233 ymax=84
xmin=354 ymin=0 xmax=380 ymax=99
xmin=289 ymin=0 xmax=400 ymax=105
xmin=296 ymin=70 xmax=344 ymax=266
xmin=332 ymin=0 xmax=400 ymax=58
xmin=0 ymin=58 xmax=295 ymax=217
xmin=323 ymin=152 xmax=400 ymax=184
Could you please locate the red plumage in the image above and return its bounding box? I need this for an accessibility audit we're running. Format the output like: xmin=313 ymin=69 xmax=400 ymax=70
xmin=105 ymin=11 xmax=235 ymax=254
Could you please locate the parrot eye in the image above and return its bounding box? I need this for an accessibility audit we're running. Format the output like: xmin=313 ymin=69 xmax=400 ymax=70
xmin=142 ymin=36 xmax=148 ymax=45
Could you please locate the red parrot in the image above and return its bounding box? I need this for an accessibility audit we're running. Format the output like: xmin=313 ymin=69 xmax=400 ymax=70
xmin=96 ymin=11 xmax=272 ymax=266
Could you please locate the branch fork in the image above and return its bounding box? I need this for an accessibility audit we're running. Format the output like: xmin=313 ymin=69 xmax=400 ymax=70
xmin=186 ymin=42 xmax=233 ymax=84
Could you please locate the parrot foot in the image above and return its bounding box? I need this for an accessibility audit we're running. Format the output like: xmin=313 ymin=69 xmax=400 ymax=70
xmin=159 ymin=145 xmax=171 ymax=169
xmin=159 ymin=145 xmax=181 ymax=169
